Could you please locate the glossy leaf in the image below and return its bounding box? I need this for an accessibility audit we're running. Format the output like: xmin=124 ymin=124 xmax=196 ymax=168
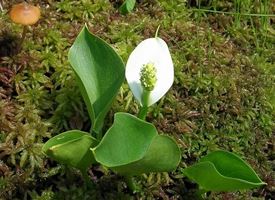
xmin=182 ymin=150 xmax=266 ymax=191
xmin=68 ymin=26 xmax=125 ymax=133
xmin=42 ymin=130 xmax=98 ymax=170
xmin=119 ymin=0 xmax=136 ymax=15
xmin=93 ymin=112 xmax=180 ymax=176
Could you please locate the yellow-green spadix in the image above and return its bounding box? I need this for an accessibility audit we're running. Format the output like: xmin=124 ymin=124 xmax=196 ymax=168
xmin=126 ymin=37 xmax=174 ymax=107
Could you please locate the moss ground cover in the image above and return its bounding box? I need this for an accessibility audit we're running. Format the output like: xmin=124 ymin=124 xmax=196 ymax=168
xmin=0 ymin=0 xmax=274 ymax=199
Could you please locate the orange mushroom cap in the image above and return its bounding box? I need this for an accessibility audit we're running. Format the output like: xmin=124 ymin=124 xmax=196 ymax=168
xmin=9 ymin=2 xmax=40 ymax=25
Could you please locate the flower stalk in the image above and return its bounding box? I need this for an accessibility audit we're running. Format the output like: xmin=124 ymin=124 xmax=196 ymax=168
xmin=137 ymin=106 xmax=148 ymax=120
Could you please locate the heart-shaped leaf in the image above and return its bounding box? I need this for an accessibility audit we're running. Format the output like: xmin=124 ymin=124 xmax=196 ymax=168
xmin=93 ymin=112 xmax=180 ymax=176
xmin=42 ymin=130 xmax=98 ymax=171
xmin=68 ymin=26 xmax=125 ymax=134
xmin=182 ymin=150 xmax=266 ymax=191
xmin=119 ymin=0 xmax=136 ymax=15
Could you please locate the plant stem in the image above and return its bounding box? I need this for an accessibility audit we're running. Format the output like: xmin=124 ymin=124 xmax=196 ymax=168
xmin=137 ymin=106 xmax=148 ymax=120
xmin=125 ymin=176 xmax=138 ymax=193
xmin=141 ymin=90 xmax=150 ymax=107
xmin=155 ymin=25 xmax=161 ymax=38
xmin=138 ymin=89 xmax=151 ymax=120
xmin=81 ymin=169 xmax=91 ymax=189
xmin=196 ymin=188 xmax=208 ymax=199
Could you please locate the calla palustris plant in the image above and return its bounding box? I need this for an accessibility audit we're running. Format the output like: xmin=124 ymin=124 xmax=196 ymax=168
xmin=182 ymin=150 xmax=266 ymax=192
xmin=93 ymin=112 xmax=180 ymax=176
xmin=42 ymin=25 xmax=265 ymax=193
xmin=119 ymin=0 xmax=136 ymax=15
xmin=42 ymin=130 xmax=98 ymax=172
xmin=42 ymin=25 xmax=180 ymax=190
xmin=68 ymin=25 xmax=125 ymax=136
xmin=125 ymin=37 xmax=174 ymax=109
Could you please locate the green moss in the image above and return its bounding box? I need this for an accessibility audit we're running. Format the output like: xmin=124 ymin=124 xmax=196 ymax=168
xmin=0 ymin=0 xmax=274 ymax=199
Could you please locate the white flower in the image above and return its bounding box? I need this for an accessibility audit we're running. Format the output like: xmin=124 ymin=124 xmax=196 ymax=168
xmin=126 ymin=37 xmax=174 ymax=107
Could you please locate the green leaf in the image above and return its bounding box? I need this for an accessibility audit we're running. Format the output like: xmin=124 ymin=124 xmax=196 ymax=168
xmin=119 ymin=0 xmax=136 ymax=15
xmin=182 ymin=150 xmax=266 ymax=191
xmin=93 ymin=112 xmax=180 ymax=176
xmin=68 ymin=25 xmax=125 ymax=134
xmin=42 ymin=130 xmax=98 ymax=170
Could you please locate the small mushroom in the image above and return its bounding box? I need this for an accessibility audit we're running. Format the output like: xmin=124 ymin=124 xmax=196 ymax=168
xmin=9 ymin=2 xmax=41 ymax=51
xmin=10 ymin=2 xmax=40 ymax=25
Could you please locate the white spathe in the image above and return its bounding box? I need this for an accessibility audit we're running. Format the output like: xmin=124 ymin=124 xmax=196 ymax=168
xmin=126 ymin=37 xmax=174 ymax=107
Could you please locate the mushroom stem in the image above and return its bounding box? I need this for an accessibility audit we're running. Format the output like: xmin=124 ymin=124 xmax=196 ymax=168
xmin=18 ymin=26 xmax=27 ymax=51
